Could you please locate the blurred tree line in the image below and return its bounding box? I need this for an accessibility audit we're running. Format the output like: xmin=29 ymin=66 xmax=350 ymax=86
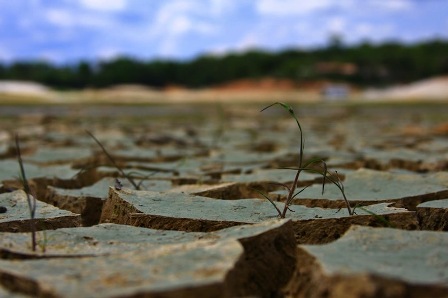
xmin=0 ymin=39 xmax=447 ymax=90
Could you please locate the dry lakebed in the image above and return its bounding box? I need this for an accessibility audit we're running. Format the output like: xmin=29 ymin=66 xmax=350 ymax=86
xmin=0 ymin=102 xmax=447 ymax=297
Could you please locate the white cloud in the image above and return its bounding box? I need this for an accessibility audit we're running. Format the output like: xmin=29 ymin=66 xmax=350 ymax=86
xmin=170 ymin=16 xmax=192 ymax=35
xmin=207 ymin=34 xmax=260 ymax=57
xmin=209 ymin=0 xmax=237 ymax=16
xmin=256 ymin=0 xmax=334 ymax=16
xmin=169 ymin=16 xmax=215 ymax=35
xmin=147 ymin=0 xmax=218 ymax=56
xmin=371 ymin=0 xmax=412 ymax=11
xmin=2 ymin=0 xmax=445 ymax=62
xmin=256 ymin=0 xmax=412 ymax=17
xmin=158 ymin=38 xmax=178 ymax=57
xmin=327 ymin=17 xmax=346 ymax=34
xmin=153 ymin=0 xmax=198 ymax=22
xmin=45 ymin=9 xmax=74 ymax=27
xmin=206 ymin=45 xmax=230 ymax=57
xmin=236 ymin=34 xmax=260 ymax=51
xmin=358 ymin=23 xmax=393 ymax=36
xmin=96 ymin=47 xmax=123 ymax=60
xmin=0 ymin=48 xmax=12 ymax=61
xmin=45 ymin=8 xmax=114 ymax=28
xmin=343 ymin=22 xmax=395 ymax=43
xmin=78 ymin=0 xmax=127 ymax=11
xmin=354 ymin=23 xmax=374 ymax=36
xmin=150 ymin=1 xmax=212 ymax=36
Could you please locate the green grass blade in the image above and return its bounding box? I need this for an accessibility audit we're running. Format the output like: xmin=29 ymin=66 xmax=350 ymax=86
xmin=266 ymin=182 xmax=292 ymax=193
xmin=261 ymin=102 xmax=304 ymax=165
xmin=86 ymin=130 xmax=140 ymax=190
xmin=356 ymin=206 xmax=394 ymax=227
xmin=15 ymin=133 xmax=37 ymax=251
xmin=290 ymin=184 xmax=311 ymax=201
xmin=251 ymin=188 xmax=283 ymax=217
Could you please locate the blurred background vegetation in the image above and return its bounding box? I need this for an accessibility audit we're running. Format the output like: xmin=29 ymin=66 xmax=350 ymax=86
xmin=1 ymin=39 xmax=447 ymax=90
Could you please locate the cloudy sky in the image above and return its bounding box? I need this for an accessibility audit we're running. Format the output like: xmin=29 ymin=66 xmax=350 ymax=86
xmin=1 ymin=0 xmax=447 ymax=63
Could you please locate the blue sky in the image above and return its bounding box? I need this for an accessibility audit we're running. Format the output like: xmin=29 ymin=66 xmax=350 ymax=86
xmin=1 ymin=0 xmax=447 ymax=63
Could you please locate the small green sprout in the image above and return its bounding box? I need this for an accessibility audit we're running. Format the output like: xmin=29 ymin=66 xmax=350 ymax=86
xmin=15 ymin=133 xmax=37 ymax=251
xmin=37 ymin=231 xmax=49 ymax=253
xmin=260 ymin=102 xmax=353 ymax=218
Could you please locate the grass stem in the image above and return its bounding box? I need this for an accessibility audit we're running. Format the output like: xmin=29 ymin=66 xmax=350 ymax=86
xmin=15 ymin=134 xmax=37 ymax=251
xmin=86 ymin=130 xmax=140 ymax=190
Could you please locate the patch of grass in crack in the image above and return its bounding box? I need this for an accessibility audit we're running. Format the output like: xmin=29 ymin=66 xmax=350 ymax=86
xmin=257 ymin=102 xmax=354 ymax=218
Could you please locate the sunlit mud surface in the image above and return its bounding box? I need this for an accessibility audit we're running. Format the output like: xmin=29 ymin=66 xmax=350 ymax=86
xmin=0 ymin=102 xmax=447 ymax=297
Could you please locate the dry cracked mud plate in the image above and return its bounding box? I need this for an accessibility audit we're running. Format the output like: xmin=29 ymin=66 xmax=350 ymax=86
xmin=0 ymin=159 xmax=104 ymax=196
xmin=417 ymin=198 xmax=448 ymax=231
xmin=272 ymin=168 xmax=448 ymax=211
xmin=100 ymin=187 xmax=418 ymax=244
xmin=0 ymin=190 xmax=81 ymax=233
xmin=0 ymin=160 xmax=80 ymax=183
xmin=46 ymin=177 xmax=172 ymax=226
xmin=0 ymin=219 xmax=295 ymax=297
xmin=286 ymin=225 xmax=448 ymax=298
xmin=357 ymin=147 xmax=448 ymax=172
xmin=23 ymin=147 xmax=93 ymax=166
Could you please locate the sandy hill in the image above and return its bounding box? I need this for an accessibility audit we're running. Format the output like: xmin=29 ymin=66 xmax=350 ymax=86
xmin=0 ymin=80 xmax=52 ymax=96
xmin=364 ymin=76 xmax=448 ymax=100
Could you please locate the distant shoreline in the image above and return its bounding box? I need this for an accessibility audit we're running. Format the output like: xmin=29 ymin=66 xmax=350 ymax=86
xmin=1 ymin=76 xmax=448 ymax=104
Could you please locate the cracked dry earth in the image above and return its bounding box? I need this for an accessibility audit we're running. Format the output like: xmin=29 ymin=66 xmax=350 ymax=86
xmin=0 ymin=103 xmax=447 ymax=298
